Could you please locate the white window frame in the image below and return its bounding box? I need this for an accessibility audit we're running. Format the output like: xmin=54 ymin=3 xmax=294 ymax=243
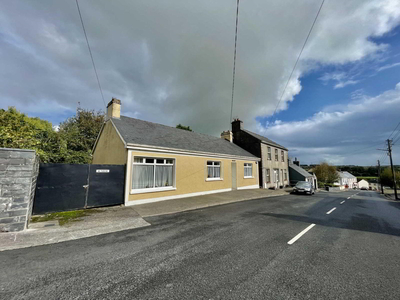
xmin=267 ymin=147 xmax=271 ymax=160
xmin=131 ymin=157 xmax=176 ymax=194
xmin=206 ymin=161 xmax=222 ymax=181
xmin=284 ymin=169 xmax=288 ymax=181
xmin=244 ymin=163 xmax=253 ymax=178
xmin=266 ymin=169 xmax=270 ymax=183
xmin=281 ymin=150 xmax=284 ymax=162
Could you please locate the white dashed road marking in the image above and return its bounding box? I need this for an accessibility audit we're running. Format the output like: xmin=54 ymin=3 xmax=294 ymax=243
xmin=288 ymin=224 xmax=316 ymax=245
xmin=340 ymin=201 xmax=345 ymax=204
xmin=326 ymin=207 xmax=336 ymax=215
xmin=347 ymin=197 xmax=351 ymax=199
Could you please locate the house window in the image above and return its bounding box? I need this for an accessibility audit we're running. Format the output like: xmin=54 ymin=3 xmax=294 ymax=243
xmin=267 ymin=147 xmax=271 ymax=160
xmin=281 ymin=150 xmax=284 ymax=162
xmin=266 ymin=169 xmax=270 ymax=182
xmin=132 ymin=157 xmax=174 ymax=191
xmin=284 ymin=170 xmax=288 ymax=181
xmin=207 ymin=161 xmax=221 ymax=180
xmin=244 ymin=163 xmax=252 ymax=178
xmin=275 ymin=149 xmax=278 ymax=161
xmin=281 ymin=170 xmax=284 ymax=183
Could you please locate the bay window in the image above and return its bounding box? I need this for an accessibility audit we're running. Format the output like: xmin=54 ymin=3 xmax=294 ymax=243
xmin=244 ymin=163 xmax=252 ymax=178
xmin=132 ymin=157 xmax=174 ymax=192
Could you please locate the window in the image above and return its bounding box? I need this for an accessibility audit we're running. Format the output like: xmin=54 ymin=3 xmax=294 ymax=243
xmin=267 ymin=147 xmax=271 ymax=160
xmin=266 ymin=169 xmax=270 ymax=182
xmin=284 ymin=170 xmax=288 ymax=181
xmin=275 ymin=149 xmax=278 ymax=161
xmin=207 ymin=161 xmax=221 ymax=180
xmin=281 ymin=170 xmax=284 ymax=183
xmin=281 ymin=150 xmax=284 ymax=162
xmin=244 ymin=163 xmax=252 ymax=178
xmin=132 ymin=157 xmax=174 ymax=191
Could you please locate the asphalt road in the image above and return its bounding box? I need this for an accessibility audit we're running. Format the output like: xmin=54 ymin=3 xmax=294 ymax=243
xmin=2 ymin=190 xmax=400 ymax=299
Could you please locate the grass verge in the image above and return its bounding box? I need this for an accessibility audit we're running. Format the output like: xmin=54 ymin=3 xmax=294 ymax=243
xmin=31 ymin=209 xmax=104 ymax=226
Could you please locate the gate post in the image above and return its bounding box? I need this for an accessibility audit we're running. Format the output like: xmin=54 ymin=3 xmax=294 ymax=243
xmin=0 ymin=148 xmax=39 ymax=232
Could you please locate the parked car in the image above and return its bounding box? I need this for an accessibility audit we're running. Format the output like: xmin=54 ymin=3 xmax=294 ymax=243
xmin=293 ymin=181 xmax=314 ymax=195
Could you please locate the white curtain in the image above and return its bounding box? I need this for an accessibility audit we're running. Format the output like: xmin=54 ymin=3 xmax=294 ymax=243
xmin=208 ymin=166 xmax=220 ymax=178
xmin=155 ymin=165 xmax=173 ymax=187
xmin=132 ymin=165 xmax=154 ymax=189
xmin=207 ymin=166 xmax=213 ymax=178
xmin=245 ymin=166 xmax=252 ymax=177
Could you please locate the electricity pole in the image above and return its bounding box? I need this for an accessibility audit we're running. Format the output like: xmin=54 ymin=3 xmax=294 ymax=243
xmin=378 ymin=160 xmax=384 ymax=194
xmin=387 ymin=139 xmax=398 ymax=200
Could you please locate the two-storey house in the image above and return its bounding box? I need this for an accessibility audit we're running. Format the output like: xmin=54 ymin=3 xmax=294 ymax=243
xmin=228 ymin=119 xmax=289 ymax=189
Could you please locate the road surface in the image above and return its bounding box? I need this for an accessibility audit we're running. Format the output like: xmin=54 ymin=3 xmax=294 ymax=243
xmin=1 ymin=190 xmax=400 ymax=299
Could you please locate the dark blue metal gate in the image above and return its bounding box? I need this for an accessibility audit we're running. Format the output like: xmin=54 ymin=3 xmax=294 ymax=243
xmin=33 ymin=164 xmax=125 ymax=215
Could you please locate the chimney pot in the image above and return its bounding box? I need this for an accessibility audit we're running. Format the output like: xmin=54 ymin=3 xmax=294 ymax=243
xmin=106 ymin=98 xmax=121 ymax=119
xmin=221 ymin=130 xmax=233 ymax=143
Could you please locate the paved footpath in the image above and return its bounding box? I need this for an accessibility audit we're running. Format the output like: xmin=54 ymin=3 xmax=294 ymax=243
xmin=1 ymin=190 xmax=400 ymax=299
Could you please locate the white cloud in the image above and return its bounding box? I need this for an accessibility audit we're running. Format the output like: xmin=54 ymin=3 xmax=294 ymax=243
xmin=377 ymin=62 xmax=400 ymax=72
xmin=334 ymin=80 xmax=359 ymax=89
xmin=257 ymin=82 xmax=400 ymax=165
xmin=0 ymin=0 xmax=399 ymax=137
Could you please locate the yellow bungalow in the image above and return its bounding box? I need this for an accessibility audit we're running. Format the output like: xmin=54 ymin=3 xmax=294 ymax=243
xmin=92 ymin=98 xmax=260 ymax=206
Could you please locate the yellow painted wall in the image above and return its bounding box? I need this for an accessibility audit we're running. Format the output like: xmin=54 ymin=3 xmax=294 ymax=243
xmin=92 ymin=120 xmax=127 ymax=165
xmin=237 ymin=160 xmax=259 ymax=188
xmin=128 ymin=151 xmax=259 ymax=202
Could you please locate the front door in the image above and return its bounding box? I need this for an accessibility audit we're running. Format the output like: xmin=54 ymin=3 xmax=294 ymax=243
xmin=274 ymin=169 xmax=279 ymax=189
xmin=231 ymin=161 xmax=237 ymax=190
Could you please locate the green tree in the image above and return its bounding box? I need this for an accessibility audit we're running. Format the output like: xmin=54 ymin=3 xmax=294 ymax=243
xmin=176 ymin=124 xmax=192 ymax=131
xmin=58 ymin=108 xmax=105 ymax=163
xmin=0 ymin=107 xmax=61 ymax=162
xmin=0 ymin=107 xmax=105 ymax=164
xmin=314 ymin=162 xmax=339 ymax=187
xmin=380 ymin=168 xmax=400 ymax=188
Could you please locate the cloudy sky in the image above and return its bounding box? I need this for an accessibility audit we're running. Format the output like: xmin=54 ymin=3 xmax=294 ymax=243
xmin=1 ymin=0 xmax=400 ymax=166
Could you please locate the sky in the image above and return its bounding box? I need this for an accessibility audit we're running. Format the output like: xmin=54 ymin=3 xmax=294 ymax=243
xmin=1 ymin=0 xmax=400 ymax=166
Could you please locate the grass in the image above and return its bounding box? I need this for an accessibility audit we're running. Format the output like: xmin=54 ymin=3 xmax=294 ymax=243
xmin=31 ymin=209 xmax=104 ymax=226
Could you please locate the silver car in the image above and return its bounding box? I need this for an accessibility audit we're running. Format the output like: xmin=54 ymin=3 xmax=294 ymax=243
xmin=293 ymin=181 xmax=314 ymax=195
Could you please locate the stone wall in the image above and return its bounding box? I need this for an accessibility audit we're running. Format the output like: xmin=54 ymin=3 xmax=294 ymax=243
xmin=0 ymin=148 xmax=39 ymax=232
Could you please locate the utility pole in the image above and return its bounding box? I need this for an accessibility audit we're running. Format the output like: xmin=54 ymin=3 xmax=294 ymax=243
xmin=387 ymin=139 xmax=398 ymax=200
xmin=378 ymin=160 xmax=384 ymax=194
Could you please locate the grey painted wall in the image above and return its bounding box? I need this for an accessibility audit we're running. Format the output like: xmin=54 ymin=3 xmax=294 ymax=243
xmin=0 ymin=148 xmax=39 ymax=232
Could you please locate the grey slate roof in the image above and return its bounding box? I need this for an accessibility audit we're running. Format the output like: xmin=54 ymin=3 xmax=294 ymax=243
xmin=112 ymin=116 xmax=257 ymax=158
xmin=289 ymin=163 xmax=313 ymax=178
xmin=338 ymin=171 xmax=356 ymax=179
xmin=243 ymin=130 xmax=288 ymax=150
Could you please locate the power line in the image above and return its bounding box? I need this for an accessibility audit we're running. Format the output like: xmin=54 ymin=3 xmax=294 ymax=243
xmin=346 ymin=141 xmax=385 ymax=155
xmin=75 ymin=0 xmax=106 ymax=108
xmin=271 ymin=0 xmax=325 ymax=119
xmin=388 ymin=121 xmax=400 ymax=139
xmin=229 ymin=0 xmax=240 ymax=125
xmin=391 ymin=129 xmax=400 ymax=144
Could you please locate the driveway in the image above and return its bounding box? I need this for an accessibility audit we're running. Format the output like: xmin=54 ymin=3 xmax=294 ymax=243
xmin=1 ymin=190 xmax=400 ymax=299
